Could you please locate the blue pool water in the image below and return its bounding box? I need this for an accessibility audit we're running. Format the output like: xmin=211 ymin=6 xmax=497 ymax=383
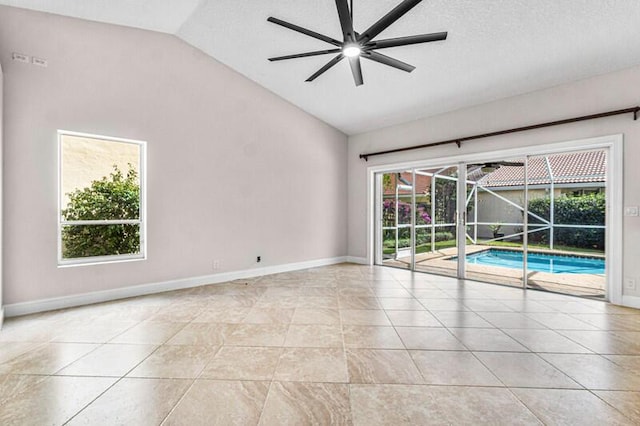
xmin=463 ymin=249 xmax=605 ymax=274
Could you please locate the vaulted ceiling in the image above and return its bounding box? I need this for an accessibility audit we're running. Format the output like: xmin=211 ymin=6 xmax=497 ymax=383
xmin=3 ymin=0 xmax=640 ymax=134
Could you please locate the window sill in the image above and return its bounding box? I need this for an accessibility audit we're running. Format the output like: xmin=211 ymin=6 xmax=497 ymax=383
xmin=58 ymin=254 xmax=146 ymax=268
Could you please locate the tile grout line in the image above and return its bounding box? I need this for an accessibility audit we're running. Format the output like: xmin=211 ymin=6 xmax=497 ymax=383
xmin=157 ymin=342 xmax=223 ymax=424
xmin=157 ymin=377 xmax=200 ymax=425
xmin=583 ymin=388 xmax=640 ymax=424
xmin=255 ymin=278 xmax=307 ymax=426
xmin=62 ymin=376 xmax=125 ymax=425
xmin=499 ymin=386 xmax=552 ymax=425
xmin=377 ymin=276 xmax=438 ymax=384
xmin=61 ymin=325 xmax=189 ymax=424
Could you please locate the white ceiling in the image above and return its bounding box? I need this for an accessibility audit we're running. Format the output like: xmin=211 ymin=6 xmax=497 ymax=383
xmin=4 ymin=0 xmax=640 ymax=135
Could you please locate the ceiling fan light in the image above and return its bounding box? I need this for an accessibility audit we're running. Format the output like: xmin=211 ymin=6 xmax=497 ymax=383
xmin=343 ymin=45 xmax=361 ymax=57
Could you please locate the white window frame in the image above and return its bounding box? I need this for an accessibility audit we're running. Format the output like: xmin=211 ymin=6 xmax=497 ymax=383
xmin=57 ymin=130 xmax=147 ymax=267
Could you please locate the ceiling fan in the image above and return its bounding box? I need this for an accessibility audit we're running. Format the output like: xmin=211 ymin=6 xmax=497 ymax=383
xmin=468 ymin=161 xmax=525 ymax=174
xmin=267 ymin=0 xmax=447 ymax=86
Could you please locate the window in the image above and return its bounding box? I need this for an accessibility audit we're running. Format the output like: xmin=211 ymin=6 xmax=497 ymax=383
xmin=58 ymin=130 xmax=146 ymax=265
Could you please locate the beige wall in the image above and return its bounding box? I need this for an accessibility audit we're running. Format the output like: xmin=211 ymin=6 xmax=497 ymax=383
xmin=348 ymin=64 xmax=640 ymax=298
xmin=0 ymin=6 xmax=348 ymax=305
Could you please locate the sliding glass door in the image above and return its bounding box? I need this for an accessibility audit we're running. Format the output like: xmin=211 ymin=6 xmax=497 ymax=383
xmin=525 ymin=150 xmax=607 ymax=298
xmin=413 ymin=165 xmax=459 ymax=277
xmin=374 ymin=147 xmax=608 ymax=299
xmin=464 ymin=158 xmax=526 ymax=287
xmin=379 ymin=170 xmax=413 ymax=270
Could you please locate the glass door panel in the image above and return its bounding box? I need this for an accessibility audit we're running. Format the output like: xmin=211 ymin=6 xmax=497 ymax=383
xmin=379 ymin=171 xmax=413 ymax=270
xmin=526 ymin=150 xmax=607 ymax=298
xmin=413 ymin=166 xmax=459 ymax=277
xmin=465 ymin=159 xmax=525 ymax=287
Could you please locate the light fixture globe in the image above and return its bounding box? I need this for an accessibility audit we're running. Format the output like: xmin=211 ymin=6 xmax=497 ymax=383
xmin=343 ymin=44 xmax=361 ymax=58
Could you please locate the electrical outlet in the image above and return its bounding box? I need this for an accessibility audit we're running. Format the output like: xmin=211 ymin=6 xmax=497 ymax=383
xmin=12 ymin=52 xmax=30 ymax=63
xmin=257 ymin=256 xmax=261 ymax=263
xmin=624 ymin=277 xmax=636 ymax=290
xmin=624 ymin=206 xmax=639 ymax=217
xmin=212 ymin=260 xmax=220 ymax=270
xmin=32 ymin=57 xmax=48 ymax=67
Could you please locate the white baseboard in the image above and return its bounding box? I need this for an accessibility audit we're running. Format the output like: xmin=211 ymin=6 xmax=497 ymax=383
xmin=4 ymin=256 xmax=349 ymax=318
xmin=346 ymin=256 xmax=369 ymax=265
xmin=622 ymin=295 xmax=640 ymax=310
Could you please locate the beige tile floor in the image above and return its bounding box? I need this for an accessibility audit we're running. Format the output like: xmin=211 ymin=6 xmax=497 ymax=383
xmin=1 ymin=263 xmax=640 ymax=425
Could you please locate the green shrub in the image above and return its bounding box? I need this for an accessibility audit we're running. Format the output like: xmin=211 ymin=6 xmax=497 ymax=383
xmin=383 ymin=231 xmax=455 ymax=250
xmin=62 ymin=165 xmax=140 ymax=258
xmin=434 ymin=231 xmax=454 ymax=242
xmin=528 ymin=193 xmax=605 ymax=249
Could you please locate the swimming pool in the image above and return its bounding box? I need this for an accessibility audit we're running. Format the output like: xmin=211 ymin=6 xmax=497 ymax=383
xmin=461 ymin=249 xmax=605 ymax=274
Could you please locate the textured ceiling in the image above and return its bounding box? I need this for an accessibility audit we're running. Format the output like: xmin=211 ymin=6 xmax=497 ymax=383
xmin=3 ymin=0 xmax=640 ymax=135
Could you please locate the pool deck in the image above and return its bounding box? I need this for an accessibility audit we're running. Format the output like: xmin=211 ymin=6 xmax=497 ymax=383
xmin=383 ymin=245 xmax=606 ymax=298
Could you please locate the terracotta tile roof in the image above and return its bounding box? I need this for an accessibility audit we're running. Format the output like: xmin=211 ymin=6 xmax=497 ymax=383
xmin=382 ymin=151 xmax=605 ymax=194
xmin=478 ymin=150 xmax=606 ymax=188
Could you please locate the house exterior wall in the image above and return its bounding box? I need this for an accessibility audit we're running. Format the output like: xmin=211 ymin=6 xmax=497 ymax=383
xmin=476 ymin=188 xmax=552 ymax=239
xmin=61 ymin=134 xmax=141 ymax=205
xmin=475 ymin=185 xmax=604 ymax=239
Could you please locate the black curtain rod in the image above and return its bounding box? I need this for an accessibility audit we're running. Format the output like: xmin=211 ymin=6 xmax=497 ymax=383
xmin=359 ymin=106 xmax=640 ymax=161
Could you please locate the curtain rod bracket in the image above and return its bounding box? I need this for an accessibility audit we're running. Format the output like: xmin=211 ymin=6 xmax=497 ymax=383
xmin=455 ymin=141 xmax=461 ymax=148
xmin=634 ymin=107 xmax=639 ymax=121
